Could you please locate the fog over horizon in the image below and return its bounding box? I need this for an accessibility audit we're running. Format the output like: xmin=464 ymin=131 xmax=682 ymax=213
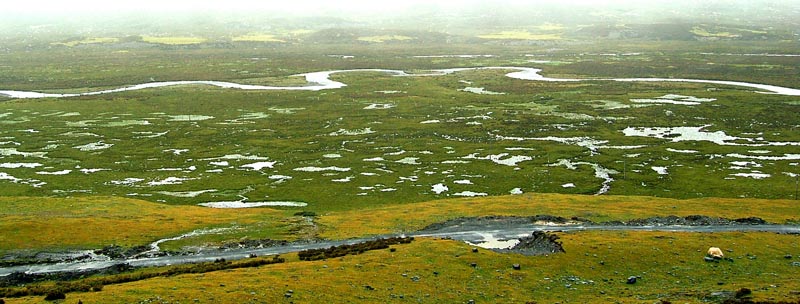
xmin=1 ymin=0 xmax=797 ymax=39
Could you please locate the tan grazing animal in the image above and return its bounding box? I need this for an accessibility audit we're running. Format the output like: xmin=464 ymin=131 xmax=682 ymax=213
xmin=707 ymin=247 xmax=724 ymax=258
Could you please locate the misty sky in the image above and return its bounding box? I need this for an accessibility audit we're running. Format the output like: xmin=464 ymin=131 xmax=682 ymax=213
xmin=7 ymin=0 xmax=643 ymax=13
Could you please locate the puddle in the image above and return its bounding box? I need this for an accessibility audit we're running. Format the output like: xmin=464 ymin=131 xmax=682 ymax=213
xmin=156 ymin=190 xmax=217 ymax=197
xmin=294 ymin=166 xmax=351 ymax=172
xmin=241 ymin=161 xmax=277 ymax=170
xmin=164 ymin=149 xmax=189 ymax=155
xmin=462 ymin=153 xmax=532 ymax=166
xmin=466 ymin=233 xmax=520 ymax=250
xmin=364 ymin=103 xmax=395 ymax=109
xmin=74 ymin=142 xmax=113 ymax=151
xmin=631 ymin=94 xmax=716 ymax=106
xmin=203 ymin=154 xmax=269 ymax=161
xmin=108 ymin=178 xmax=144 ymax=186
xmin=0 ymin=163 xmax=42 ymax=168
xmin=395 ymin=157 xmax=420 ymax=165
xmin=198 ymin=201 xmax=307 ymax=208
xmin=453 ymin=191 xmax=488 ymax=197
xmin=460 ymin=87 xmax=505 ymax=95
xmin=36 ymin=170 xmax=72 ymax=175
xmin=432 ymin=183 xmax=449 ymax=194
xmin=549 ymin=159 xmax=618 ymax=194
xmin=730 ymin=172 xmax=771 ymax=179
xmin=329 ymin=128 xmax=376 ymax=136
xmin=147 ymin=177 xmax=193 ymax=186
xmin=624 ymin=126 xmax=800 ymax=147
xmin=332 ymin=176 xmax=355 ymax=182
xmin=652 ymin=166 xmax=669 ymax=175
xmin=666 ymin=148 xmax=698 ymax=153
xmin=0 ymin=148 xmax=48 ymax=158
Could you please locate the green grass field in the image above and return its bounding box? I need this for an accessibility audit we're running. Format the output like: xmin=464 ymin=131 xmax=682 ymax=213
xmin=1 ymin=9 xmax=800 ymax=303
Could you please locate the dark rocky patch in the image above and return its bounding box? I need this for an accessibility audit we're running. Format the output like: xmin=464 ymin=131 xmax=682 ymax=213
xmin=94 ymin=245 xmax=151 ymax=259
xmin=298 ymin=237 xmax=413 ymax=261
xmin=0 ymin=263 xmax=135 ymax=288
xmin=618 ymin=215 xmax=769 ymax=226
xmin=496 ymin=231 xmax=565 ymax=256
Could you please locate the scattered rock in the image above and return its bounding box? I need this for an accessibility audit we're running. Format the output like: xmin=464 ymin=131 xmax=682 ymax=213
xmin=494 ymin=231 xmax=565 ymax=256
xmin=389 ymin=248 xmax=397 ymax=252
xmin=512 ymin=264 xmax=521 ymax=270
xmin=704 ymin=256 xmax=718 ymax=262
xmin=467 ymin=300 xmax=475 ymax=304
xmin=626 ymin=276 xmax=638 ymax=284
xmin=43 ymin=290 xmax=66 ymax=301
xmin=791 ymin=262 xmax=800 ymax=267
xmin=623 ymin=215 xmax=769 ymax=226
xmin=472 ymin=248 xmax=479 ymax=253
xmin=364 ymin=285 xmax=375 ymax=291
xmin=735 ymin=287 xmax=752 ymax=299
xmin=785 ymin=254 xmax=793 ymax=259
xmin=707 ymin=247 xmax=724 ymax=258
xmin=470 ymin=262 xmax=478 ymax=268
xmin=411 ymin=276 xmax=420 ymax=282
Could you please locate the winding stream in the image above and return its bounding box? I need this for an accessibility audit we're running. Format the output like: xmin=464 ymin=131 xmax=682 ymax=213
xmin=2 ymin=67 xmax=799 ymax=98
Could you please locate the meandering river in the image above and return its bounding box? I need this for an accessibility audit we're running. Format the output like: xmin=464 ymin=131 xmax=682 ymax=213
xmin=2 ymin=67 xmax=799 ymax=98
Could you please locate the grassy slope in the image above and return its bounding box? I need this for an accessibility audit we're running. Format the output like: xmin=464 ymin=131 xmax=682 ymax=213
xmin=317 ymin=193 xmax=800 ymax=239
xmin=7 ymin=232 xmax=800 ymax=303
xmin=1 ymin=193 xmax=798 ymax=254
xmin=0 ymin=196 xmax=282 ymax=252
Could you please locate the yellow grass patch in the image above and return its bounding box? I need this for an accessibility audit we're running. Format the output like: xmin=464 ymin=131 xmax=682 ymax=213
xmin=317 ymin=193 xmax=800 ymax=239
xmin=52 ymin=37 xmax=119 ymax=47
xmin=31 ymin=232 xmax=800 ymax=303
xmin=534 ymin=23 xmax=566 ymax=31
xmin=231 ymin=34 xmax=285 ymax=42
xmin=288 ymin=29 xmax=314 ymax=35
xmin=691 ymin=26 xmax=740 ymax=38
xmin=0 ymin=196 xmax=281 ymax=252
xmin=141 ymin=35 xmax=207 ymax=45
xmin=356 ymin=35 xmax=415 ymax=43
xmin=478 ymin=30 xmax=562 ymax=40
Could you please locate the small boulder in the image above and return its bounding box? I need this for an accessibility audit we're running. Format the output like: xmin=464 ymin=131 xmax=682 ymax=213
xmin=512 ymin=264 xmax=521 ymax=270
xmin=784 ymin=254 xmax=792 ymax=259
xmin=704 ymin=256 xmax=717 ymax=262
xmin=707 ymin=247 xmax=724 ymax=259
xmin=626 ymin=276 xmax=637 ymax=284
xmin=470 ymin=262 xmax=478 ymax=268
xmin=472 ymin=248 xmax=479 ymax=253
